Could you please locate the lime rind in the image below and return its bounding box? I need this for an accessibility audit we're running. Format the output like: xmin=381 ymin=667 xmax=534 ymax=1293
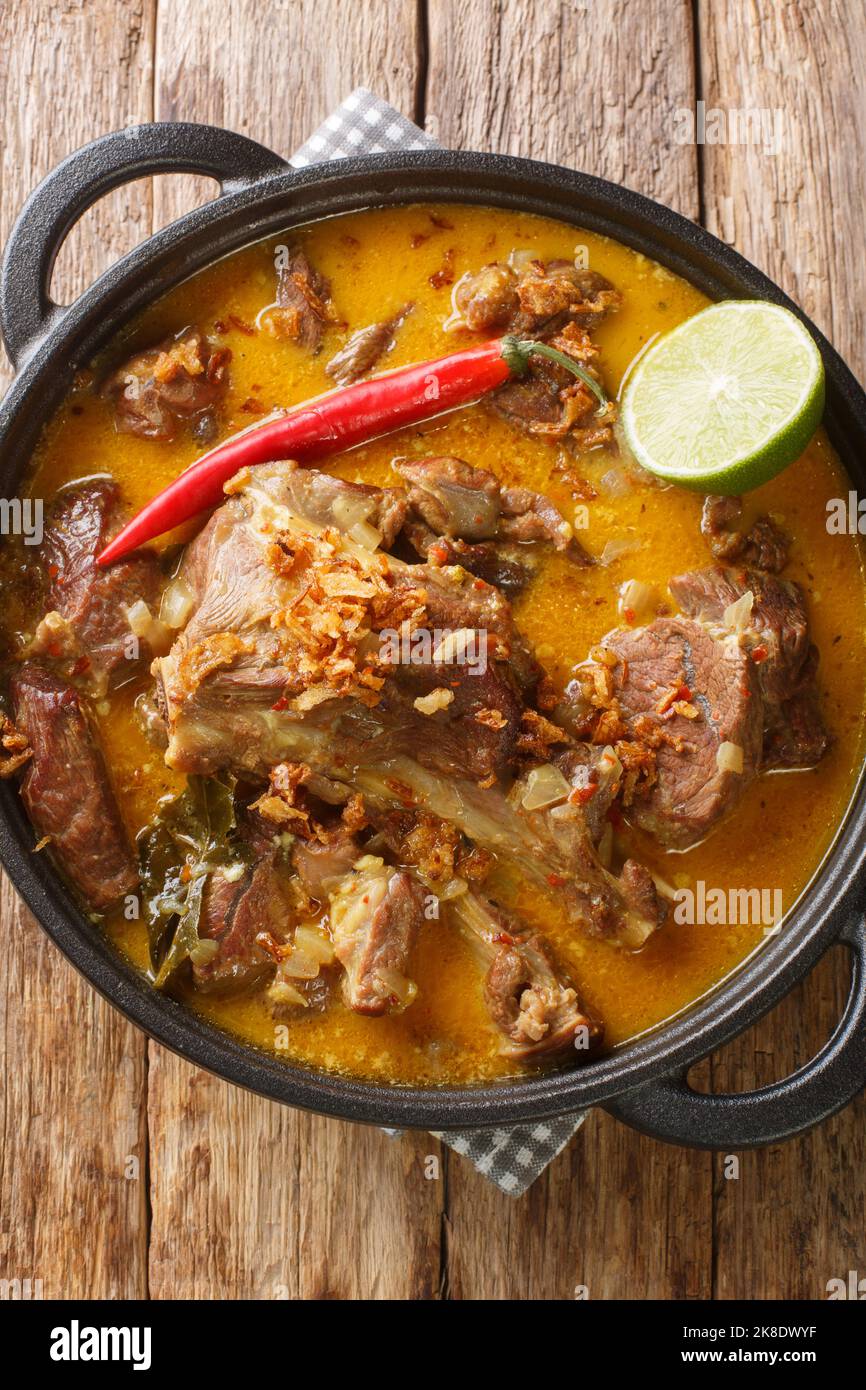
xmin=621 ymin=300 xmax=825 ymax=494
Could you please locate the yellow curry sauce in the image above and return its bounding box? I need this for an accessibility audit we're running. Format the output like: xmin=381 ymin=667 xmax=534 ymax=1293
xmin=12 ymin=203 xmax=866 ymax=1084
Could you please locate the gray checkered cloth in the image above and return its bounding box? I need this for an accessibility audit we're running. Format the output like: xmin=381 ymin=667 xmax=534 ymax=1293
xmin=292 ymin=90 xmax=586 ymax=1196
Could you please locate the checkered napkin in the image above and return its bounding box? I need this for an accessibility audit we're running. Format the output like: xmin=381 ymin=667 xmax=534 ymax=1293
xmin=292 ymin=90 xmax=586 ymax=1196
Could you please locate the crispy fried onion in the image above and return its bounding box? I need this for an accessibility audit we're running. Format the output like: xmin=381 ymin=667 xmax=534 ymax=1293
xmin=267 ymin=526 xmax=427 ymax=713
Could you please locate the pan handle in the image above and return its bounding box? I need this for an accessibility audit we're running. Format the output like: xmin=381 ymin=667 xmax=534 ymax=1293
xmin=0 ymin=121 xmax=289 ymax=369
xmin=604 ymin=916 xmax=866 ymax=1148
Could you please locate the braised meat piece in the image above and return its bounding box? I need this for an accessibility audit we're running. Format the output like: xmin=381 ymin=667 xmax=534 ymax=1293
xmin=329 ymin=859 xmax=425 ymax=1015
xmin=701 ymin=495 xmax=790 ymax=573
xmin=293 ymin=830 xmax=361 ymax=901
xmin=268 ymin=245 xmax=335 ymax=352
xmin=10 ymin=663 xmax=137 ymax=910
xmin=325 ymin=304 xmax=413 ymax=386
xmin=599 ymin=616 xmax=764 ymax=850
xmin=670 ymin=565 xmax=829 ymax=769
xmin=394 ymin=455 xmax=592 ymax=577
xmin=103 ymin=329 xmax=230 ymax=441
xmin=268 ymin=462 xmax=408 ymax=548
xmin=156 ymin=461 xmax=527 ymax=786
xmin=402 ymin=524 xmax=537 ymax=596
xmin=453 ymin=259 xmax=620 ymax=338
xmin=762 ymin=685 xmax=829 ymax=771
xmin=452 ymin=263 xmax=519 ymax=333
xmin=194 ymin=832 xmax=291 ymax=994
xmin=451 ymin=257 xmax=620 ymax=447
xmin=670 ymin=566 xmax=809 ymax=704
xmin=449 ymin=890 xmax=601 ymax=1061
xmin=33 ymin=479 xmax=163 ymax=692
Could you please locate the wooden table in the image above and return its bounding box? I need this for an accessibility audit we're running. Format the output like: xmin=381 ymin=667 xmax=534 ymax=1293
xmin=1 ymin=0 xmax=864 ymax=1301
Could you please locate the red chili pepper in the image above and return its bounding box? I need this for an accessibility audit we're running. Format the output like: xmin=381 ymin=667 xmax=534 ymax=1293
xmin=96 ymin=336 xmax=607 ymax=566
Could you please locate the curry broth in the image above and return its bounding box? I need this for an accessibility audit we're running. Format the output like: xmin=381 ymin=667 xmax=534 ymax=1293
xmin=15 ymin=203 xmax=866 ymax=1084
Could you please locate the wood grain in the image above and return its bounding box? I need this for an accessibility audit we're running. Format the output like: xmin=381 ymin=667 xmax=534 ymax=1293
xmin=0 ymin=0 xmax=154 ymax=1299
xmin=426 ymin=0 xmax=715 ymax=1303
xmin=426 ymin=0 xmax=700 ymax=216
xmin=698 ymin=0 xmax=866 ymax=1300
xmin=151 ymin=0 xmax=422 ymax=229
xmin=0 ymin=0 xmax=864 ymax=1302
xmin=144 ymin=0 xmax=444 ymax=1303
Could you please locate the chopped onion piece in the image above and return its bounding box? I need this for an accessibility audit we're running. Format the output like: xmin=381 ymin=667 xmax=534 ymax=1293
xmin=716 ymin=741 xmax=744 ymax=774
xmin=650 ymin=872 xmax=679 ymax=902
xmin=521 ymin=763 xmax=572 ymax=811
xmin=282 ymin=948 xmax=321 ymax=980
xmin=507 ymin=248 xmax=537 ymax=272
xmin=374 ymin=967 xmax=417 ymax=1009
xmin=436 ymin=877 xmax=468 ymax=901
xmin=188 ymin=938 xmax=219 ymax=966
xmin=599 ymin=466 xmax=630 ymax=498
xmin=333 ymin=494 xmax=375 ymax=530
xmin=600 ymin=536 xmax=639 ymax=566
xmin=348 ymin=520 xmax=382 ymax=551
xmin=294 ymin=925 xmax=335 ymax=965
xmin=268 ymin=979 xmax=308 ymax=1008
xmin=125 ymin=599 xmax=172 ymax=654
xmin=618 ymin=578 xmax=656 ymax=621
xmin=598 ymin=744 xmax=623 ymax=785
xmin=159 ymin=576 xmax=194 ymax=629
xmin=352 ymin=854 xmax=384 ymax=873
xmin=723 ymin=590 xmax=754 ymax=633
xmin=432 ymin=627 xmax=476 ymax=664
xmin=414 ymin=686 xmax=454 ymax=716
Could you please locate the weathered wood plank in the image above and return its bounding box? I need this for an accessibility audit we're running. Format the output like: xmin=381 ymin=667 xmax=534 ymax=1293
xmin=427 ymin=0 xmax=713 ymax=1302
xmin=698 ymin=0 xmax=866 ymax=1299
xmin=426 ymin=0 xmax=700 ymax=214
xmin=0 ymin=0 xmax=154 ymax=1299
xmin=145 ymin=0 xmax=444 ymax=1302
xmin=151 ymin=0 xmax=424 ymax=228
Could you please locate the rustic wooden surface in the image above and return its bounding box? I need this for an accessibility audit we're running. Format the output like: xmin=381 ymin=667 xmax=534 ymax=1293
xmin=1 ymin=0 xmax=864 ymax=1301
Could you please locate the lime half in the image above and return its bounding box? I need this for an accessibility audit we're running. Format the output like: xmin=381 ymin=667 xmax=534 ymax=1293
xmin=621 ymin=300 xmax=825 ymax=493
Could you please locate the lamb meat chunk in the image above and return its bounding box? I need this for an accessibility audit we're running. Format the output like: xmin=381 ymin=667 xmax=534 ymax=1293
xmin=10 ymin=663 xmax=137 ymax=910
xmin=37 ymin=478 xmax=163 ymax=691
xmin=395 ymin=456 xmax=502 ymax=541
xmin=450 ymin=259 xmax=619 ymax=447
xmin=601 ymin=616 xmax=763 ymax=850
xmin=269 ymin=245 xmax=335 ymax=352
xmin=762 ymin=687 xmax=830 ymax=770
xmin=492 ymin=374 xmax=603 ymax=443
xmin=156 ymin=462 xmax=526 ymax=786
xmin=403 ymin=519 xmax=536 ymax=595
xmin=669 ymin=566 xmax=813 ymax=705
xmin=512 ymin=263 xmax=622 ymax=336
xmin=270 ymin=462 xmax=408 ymax=548
xmin=701 ymin=495 xmax=790 ymax=573
xmin=329 ymin=860 xmax=425 ymax=1015
xmin=452 ymin=259 xmax=620 ymax=339
xmin=194 ymin=837 xmax=291 ymax=994
xmin=452 ymin=263 xmax=519 ymax=333
xmin=103 ymin=329 xmax=230 ymax=441
xmin=449 ymin=891 xmax=601 ymax=1061
xmin=293 ymin=830 xmax=361 ymax=901
xmin=394 ymin=454 xmax=590 ymax=566
xmin=325 ymin=304 xmax=412 ymax=387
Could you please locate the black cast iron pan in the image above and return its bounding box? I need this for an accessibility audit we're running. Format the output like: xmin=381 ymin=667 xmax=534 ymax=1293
xmin=1 ymin=122 xmax=864 ymax=1143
